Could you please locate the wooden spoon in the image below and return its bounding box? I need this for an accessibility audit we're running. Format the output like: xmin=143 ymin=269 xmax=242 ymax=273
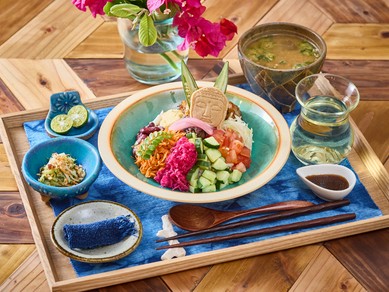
xmin=168 ymin=200 xmax=314 ymax=231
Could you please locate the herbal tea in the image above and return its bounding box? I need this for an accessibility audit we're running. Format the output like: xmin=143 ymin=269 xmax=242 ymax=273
xmin=244 ymin=34 xmax=320 ymax=69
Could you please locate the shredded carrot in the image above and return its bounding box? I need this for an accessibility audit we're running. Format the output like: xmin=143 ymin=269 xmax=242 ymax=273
xmin=135 ymin=131 xmax=185 ymax=178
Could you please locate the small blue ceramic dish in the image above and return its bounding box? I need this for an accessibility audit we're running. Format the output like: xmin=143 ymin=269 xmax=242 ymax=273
xmin=21 ymin=137 xmax=102 ymax=200
xmin=44 ymin=91 xmax=99 ymax=140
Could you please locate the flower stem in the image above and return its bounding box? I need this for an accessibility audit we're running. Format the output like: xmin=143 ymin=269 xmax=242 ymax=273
xmin=156 ymin=38 xmax=184 ymax=73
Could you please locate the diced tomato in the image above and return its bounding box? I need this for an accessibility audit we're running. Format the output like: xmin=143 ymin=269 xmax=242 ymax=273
xmin=233 ymin=162 xmax=247 ymax=173
xmin=229 ymin=140 xmax=244 ymax=155
xmin=212 ymin=129 xmax=225 ymax=145
xmin=226 ymin=149 xmax=238 ymax=164
xmin=240 ymin=146 xmax=251 ymax=158
xmin=219 ymin=146 xmax=230 ymax=158
xmin=237 ymin=154 xmax=251 ymax=168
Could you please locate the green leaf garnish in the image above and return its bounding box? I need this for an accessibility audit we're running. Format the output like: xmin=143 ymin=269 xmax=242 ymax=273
xmin=139 ymin=14 xmax=157 ymax=46
xmin=181 ymin=60 xmax=199 ymax=107
xmin=109 ymin=3 xmax=142 ymax=18
xmin=214 ymin=61 xmax=229 ymax=93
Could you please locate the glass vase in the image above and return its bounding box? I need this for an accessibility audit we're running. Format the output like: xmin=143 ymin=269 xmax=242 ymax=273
xmin=117 ymin=17 xmax=189 ymax=85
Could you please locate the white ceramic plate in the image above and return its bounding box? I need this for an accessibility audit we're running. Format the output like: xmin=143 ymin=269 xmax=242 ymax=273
xmin=51 ymin=200 xmax=142 ymax=263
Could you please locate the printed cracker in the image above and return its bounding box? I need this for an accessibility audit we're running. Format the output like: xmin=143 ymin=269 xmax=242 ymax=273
xmin=190 ymin=87 xmax=228 ymax=127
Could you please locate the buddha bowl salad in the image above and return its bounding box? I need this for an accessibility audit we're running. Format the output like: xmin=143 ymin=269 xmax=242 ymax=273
xmin=132 ymin=62 xmax=253 ymax=193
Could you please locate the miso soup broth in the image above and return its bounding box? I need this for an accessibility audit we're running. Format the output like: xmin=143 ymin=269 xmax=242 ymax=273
xmin=244 ymin=34 xmax=320 ymax=70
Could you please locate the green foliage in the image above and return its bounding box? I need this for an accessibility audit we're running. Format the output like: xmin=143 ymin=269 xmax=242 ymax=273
xmin=181 ymin=61 xmax=199 ymax=107
xmin=109 ymin=4 xmax=142 ymax=18
xmin=139 ymin=14 xmax=157 ymax=46
xmin=214 ymin=61 xmax=229 ymax=93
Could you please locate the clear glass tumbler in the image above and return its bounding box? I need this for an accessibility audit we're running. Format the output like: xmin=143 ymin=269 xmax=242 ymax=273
xmin=290 ymin=73 xmax=360 ymax=165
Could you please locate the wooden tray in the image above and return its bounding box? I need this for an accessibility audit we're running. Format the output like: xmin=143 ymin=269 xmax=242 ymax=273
xmin=1 ymin=92 xmax=389 ymax=292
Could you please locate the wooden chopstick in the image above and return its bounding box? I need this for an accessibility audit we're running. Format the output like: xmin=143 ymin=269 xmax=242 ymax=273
xmin=156 ymin=199 xmax=350 ymax=243
xmin=156 ymin=213 xmax=356 ymax=250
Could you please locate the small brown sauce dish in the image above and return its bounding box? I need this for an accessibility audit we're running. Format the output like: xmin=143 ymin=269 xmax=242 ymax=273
xmin=296 ymin=164 xmax=356 ymax=201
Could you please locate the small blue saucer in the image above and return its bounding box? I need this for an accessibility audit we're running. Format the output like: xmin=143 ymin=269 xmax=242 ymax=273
xmin=44 ymin=91 xmax=98 ymax=140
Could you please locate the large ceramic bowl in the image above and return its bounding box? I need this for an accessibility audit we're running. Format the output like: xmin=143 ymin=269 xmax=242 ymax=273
xmin=238 ymin=22 xmax=327 ymax=113
xmin=22 ymin=137 xmax=102 ymax=199
xmin=98 ymin=81 xmax=291 ymax=203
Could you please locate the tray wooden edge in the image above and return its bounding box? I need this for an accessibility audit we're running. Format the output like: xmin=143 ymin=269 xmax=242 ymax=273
xmin=52 ymin=216 xmax=389 ymax=292
xmin=1 ymin=86 xmax=389 ymax=291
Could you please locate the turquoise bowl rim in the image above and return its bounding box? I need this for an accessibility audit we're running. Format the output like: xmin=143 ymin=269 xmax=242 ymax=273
xmin=21 ymin=137 xmax=102 ymax=199
xmin=98 ymin=81 xmax=291 ymax=203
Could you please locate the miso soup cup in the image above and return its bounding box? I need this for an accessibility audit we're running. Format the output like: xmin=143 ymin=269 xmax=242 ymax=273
xmin=238 ymin=22 xmax=327 ymax=113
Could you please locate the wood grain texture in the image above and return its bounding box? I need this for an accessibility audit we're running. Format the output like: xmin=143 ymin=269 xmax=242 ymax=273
xmin=0 ymin=248 xmax=50 ymax=292
xmin=325 ymin=229 xmax=389 ymax=291
xmin=0 ymin=0 xmax=53 ymax=46
xmin=323 ymin=24 xmax=389 ymax=60
xmin=161 ymin=266 xmax=211 ymax=291
xmin=65 ymin=21 xmax=123 ymax=59
xmin=0 ymin=59 xmax=96 ymax=109
xmin=0 ymin=144 xmax=18 ymax=192
xmin=65 ymin=59 xmax=224 ymax=97
xmin=0 ymin=192 xmax=33 ymax=243
xmin=290 ymin=247 xmax=365 ymax=291
xmin=194 ymin=245 xmax=321 ymax=291
xmin=0 ymin=244 xmax=35 ymax=285
xmin=310 ymin=0 xmax=389 ymax=23
xmin=0 ymin=79 xmax=24 ymax=115
xmin=0 ymin=0 xmax=103 ymax=59
xmin=322 ymin=60 xmax=389 ymax=101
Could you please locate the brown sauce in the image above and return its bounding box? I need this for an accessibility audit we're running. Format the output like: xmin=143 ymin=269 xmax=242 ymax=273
xmin=306 ymin=174 xmax=349 ymax=191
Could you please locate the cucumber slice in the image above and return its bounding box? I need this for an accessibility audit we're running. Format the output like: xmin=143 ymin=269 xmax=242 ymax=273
xmin=205 ymin=148 xmax=222 ymax=163
xmin=216 ymin=181 xmax=229 ymax=190
xmin=196 ymin=160 xmax=211 ymax=170
xmin=189 ymin=185 xmax=201 ymax=193
xmin=203 ymin=136 xmax=220 ymax=149
xmin=197 ymin=153 xmax=208 ymax=161
xmin=216 ymin=170 xmax=230 ymax=184
xmin=212 ymin=157 xmax=228 ymax=170
xmin=229 ymin=169 xmax=243 ymax=183
xmin=202 ymin=184 xmax=217 ymax=192
xmin=187 ymin=167 xmax=200 ymax=185
xmin=198 ymin=176 xmax=212 ymax=188
xmin=201 ymin=170 xmax=217 ymax=184
xmin=194 ymin=138 xmax=204 ymax=154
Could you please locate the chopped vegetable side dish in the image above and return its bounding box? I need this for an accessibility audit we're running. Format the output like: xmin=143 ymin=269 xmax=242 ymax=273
xmin=38 ymin=153 xmax=86 ymax=187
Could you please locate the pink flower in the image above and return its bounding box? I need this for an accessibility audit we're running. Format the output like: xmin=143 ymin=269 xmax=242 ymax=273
xmin=71 ymin=0 xmax=237 ymax=57
xmin=72 ymin=0 xmax=111 ymax=17
xmin=147 ymin=0 xmax=167 ymax=13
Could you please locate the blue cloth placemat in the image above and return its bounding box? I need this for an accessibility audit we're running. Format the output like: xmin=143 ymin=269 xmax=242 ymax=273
xmin=23 ymin=88 xmax=382 ymax=278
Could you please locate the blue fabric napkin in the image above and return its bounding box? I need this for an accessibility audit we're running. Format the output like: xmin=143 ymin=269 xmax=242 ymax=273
xmin=64 ymin=215 xmax=136 ymax=250
xmin=23 ymin=86 xmax=382 ymax=277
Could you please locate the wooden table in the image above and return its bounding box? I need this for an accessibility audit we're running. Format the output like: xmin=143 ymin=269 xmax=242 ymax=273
xmin=0 ymin=0 xmax=388 ymax=291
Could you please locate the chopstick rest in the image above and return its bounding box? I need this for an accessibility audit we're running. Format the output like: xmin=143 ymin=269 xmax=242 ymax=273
xmin=156 ymin=213 xmax=356 ymax=250
xmin=64 ymin=215 xmax=136 ymax=250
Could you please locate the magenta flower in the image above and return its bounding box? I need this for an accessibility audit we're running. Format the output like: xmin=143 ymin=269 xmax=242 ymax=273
xmin=71 ymin=0 xmax=237 ymax=57
xmin=72 ymin=0 xmax=111 ymax=17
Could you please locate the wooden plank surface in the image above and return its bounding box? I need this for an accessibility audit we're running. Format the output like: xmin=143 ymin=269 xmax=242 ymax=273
xmin=0 ymin=0 xmax=103 ymax=59
xmin=0 ymin=0 xmax=388 ymax=291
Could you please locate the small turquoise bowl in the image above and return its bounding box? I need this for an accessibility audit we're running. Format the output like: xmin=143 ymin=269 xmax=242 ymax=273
xmin=21 ymin=137 xmax=102 ymax=200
